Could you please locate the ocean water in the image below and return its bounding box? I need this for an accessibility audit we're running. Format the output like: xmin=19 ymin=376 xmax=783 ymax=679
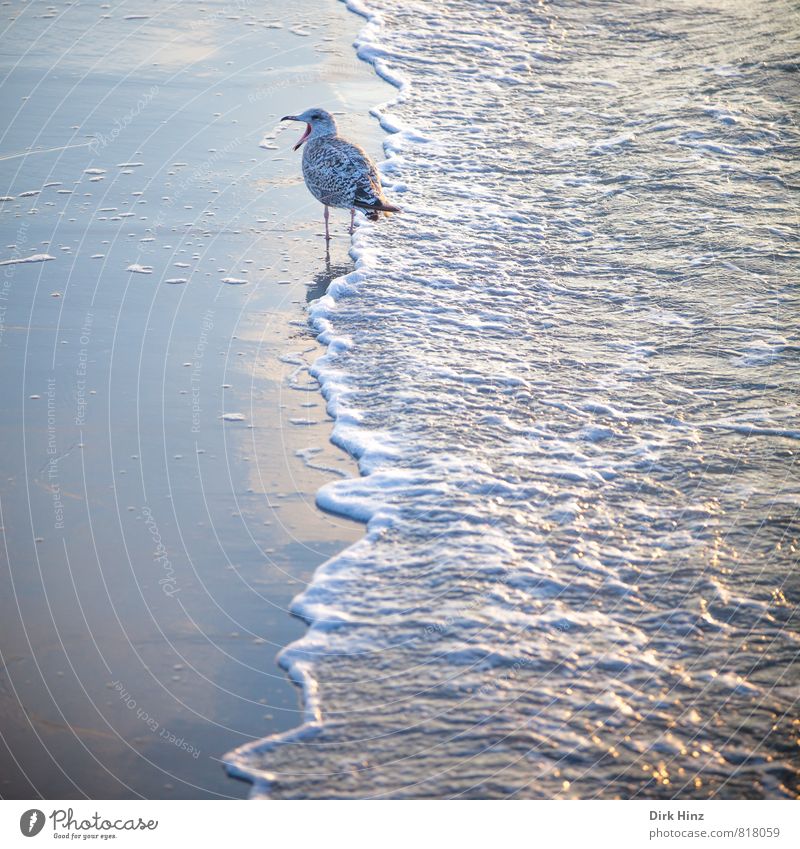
xmin=226 ymin=0 xmax=800 ymax=798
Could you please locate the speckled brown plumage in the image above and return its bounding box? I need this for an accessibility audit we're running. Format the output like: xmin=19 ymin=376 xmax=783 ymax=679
xmin=281 ymin=108 xmax=399 ymax=232
xmin=302 ymin=135 xmax=395 ymax=220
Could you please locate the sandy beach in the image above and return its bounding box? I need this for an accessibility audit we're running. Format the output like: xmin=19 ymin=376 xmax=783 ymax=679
xmin=0 ymin=0 xmax=390 ymax=798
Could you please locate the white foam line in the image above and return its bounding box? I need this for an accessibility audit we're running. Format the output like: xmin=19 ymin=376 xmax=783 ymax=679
xmin=224 ymin=0 xmax=410 ymax=794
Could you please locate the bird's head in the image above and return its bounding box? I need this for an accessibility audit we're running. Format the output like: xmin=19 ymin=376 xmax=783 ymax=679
xmin=280 ymin=108 xmax=337 ymax=151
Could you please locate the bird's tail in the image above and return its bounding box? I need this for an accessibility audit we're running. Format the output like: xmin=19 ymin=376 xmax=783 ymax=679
xmin=356 ymin=199 xmax=401 ymax=221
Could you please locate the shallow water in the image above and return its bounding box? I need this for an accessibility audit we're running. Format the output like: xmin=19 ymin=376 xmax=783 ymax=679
xmin=228 ymin=0 xmax=800 ymax=799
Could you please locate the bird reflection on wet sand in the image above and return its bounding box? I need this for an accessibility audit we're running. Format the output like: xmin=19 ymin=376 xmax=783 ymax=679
xmin=306 ymin=259 xmax=353 ymax=303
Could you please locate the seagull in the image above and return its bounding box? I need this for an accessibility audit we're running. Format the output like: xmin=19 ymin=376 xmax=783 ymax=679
xmin=280 ymin=108 xmax=399 ymax=241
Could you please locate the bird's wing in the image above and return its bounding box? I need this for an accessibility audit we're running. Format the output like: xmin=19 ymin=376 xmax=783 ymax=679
xmin=327 ymin=138 xmax=385 ymax=207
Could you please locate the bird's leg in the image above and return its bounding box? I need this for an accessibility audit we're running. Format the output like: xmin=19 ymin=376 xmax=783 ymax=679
xmin=349 ymin=208 xmax=355 ymax=236
xmin=323 ymin=204 xmax=330 ymax=245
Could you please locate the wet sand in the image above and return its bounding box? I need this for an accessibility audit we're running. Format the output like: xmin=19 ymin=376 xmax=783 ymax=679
xmin=0 ymin=0 xmax=390 ymax=798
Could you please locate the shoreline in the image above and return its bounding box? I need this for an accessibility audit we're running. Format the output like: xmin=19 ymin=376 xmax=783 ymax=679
xmin=0 ymin=0 xmax=391 ymax=799
xmin=223 ymin=0 xmax=408 ymax=796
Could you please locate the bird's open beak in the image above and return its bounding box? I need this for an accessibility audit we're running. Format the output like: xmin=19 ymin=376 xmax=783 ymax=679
xmin=281 ymin=115 xmax=311 ymax=151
